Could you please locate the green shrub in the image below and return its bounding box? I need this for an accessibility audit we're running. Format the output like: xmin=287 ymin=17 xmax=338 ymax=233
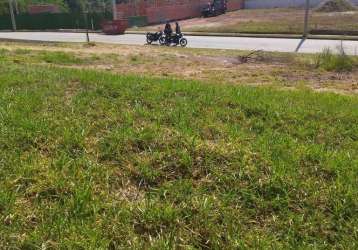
xmin=314 ymin=47 xmax=354 ymax=72
xmin=0 ymin=48 xmax=7 ymax=60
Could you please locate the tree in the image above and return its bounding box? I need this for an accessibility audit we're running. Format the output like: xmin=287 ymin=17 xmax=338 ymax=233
xmin=0 ymin=0 xmax=68 ymax=14
xmin=0 ymin=0 xmax=111 ymax=15
xmin=65 ymin=0 xmax=112 ymax=13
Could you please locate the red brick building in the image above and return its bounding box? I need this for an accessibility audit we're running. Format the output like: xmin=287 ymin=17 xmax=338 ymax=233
xmin=114 ymin=0 xmax=244 ymax=24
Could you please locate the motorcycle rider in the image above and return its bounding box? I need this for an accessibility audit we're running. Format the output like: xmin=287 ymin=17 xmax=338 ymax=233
xmin=164 ymin=22 xmax=173 ymax=43
xmin=156 ymin=26 xmax=163 ymax=40
xmin=207 ymin=2 xmax=213 ymax=11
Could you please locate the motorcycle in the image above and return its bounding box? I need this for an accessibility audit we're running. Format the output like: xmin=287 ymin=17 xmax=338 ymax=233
xmin=146 ymin=31 xmax=165 ymax=45
xmin=160 ymin=33 xmax=188 ymax=47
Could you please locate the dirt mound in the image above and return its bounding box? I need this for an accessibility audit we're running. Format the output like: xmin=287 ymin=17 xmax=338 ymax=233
xmin=315 ymin=0 xmax=356 ymax=12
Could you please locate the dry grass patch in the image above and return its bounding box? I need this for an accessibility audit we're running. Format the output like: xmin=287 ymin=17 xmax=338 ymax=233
xmin=1 ymin=42 xmax=357 ymax=94
xmin=131 ymin=8 xmax=358 ymax=34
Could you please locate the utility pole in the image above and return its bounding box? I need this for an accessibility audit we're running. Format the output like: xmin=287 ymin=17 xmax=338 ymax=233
xmin=8 ymin=0 xmax=17 ymax=31
xmin=303 ymin=0 xmax=310 ymax=37
xmin=85 ymin=12 xmax=90 ymax=42
xmin=82 ymin=2 xmax=90 ymax=42
xmin=112 ymin=0 xmax=117 ymax=20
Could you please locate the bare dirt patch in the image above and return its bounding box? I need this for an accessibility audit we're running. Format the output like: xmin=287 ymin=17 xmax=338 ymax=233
xmin=131 ymin=8 xmax=358 ymax=34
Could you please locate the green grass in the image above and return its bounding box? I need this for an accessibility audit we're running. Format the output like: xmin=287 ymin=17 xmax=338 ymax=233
xmin=36 ymin=51 xmax=84 ymax=65
xmin=0 ymin=47 xmax=94 ymax=65
xmin=315 ymin=47 xmax=357 ymax=72
xmin=0 ymin=59 xmax=357 ymax=249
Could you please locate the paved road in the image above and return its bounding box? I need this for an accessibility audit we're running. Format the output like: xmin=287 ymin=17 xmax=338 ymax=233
xmin=1 ymin=32 xmax=358 ymax=55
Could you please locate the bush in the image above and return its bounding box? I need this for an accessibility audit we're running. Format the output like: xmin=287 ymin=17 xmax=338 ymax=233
xmin=314 ymin=46 xmax=354 ymax=72
xmin=315 ymin=0 xmax=357 ymax=12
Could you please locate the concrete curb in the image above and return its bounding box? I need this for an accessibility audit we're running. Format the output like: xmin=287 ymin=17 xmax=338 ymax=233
xmin=126 ymin=30 xmax=358 ymax=41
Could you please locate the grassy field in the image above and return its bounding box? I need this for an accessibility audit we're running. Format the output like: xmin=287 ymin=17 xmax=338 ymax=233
xmin=0 ymin=42 xmax=357 ymax=94
xmin=131 ymin=9 xmax=358 ymax=35
xmin=0 ymin=44 xmax=358 ymax=248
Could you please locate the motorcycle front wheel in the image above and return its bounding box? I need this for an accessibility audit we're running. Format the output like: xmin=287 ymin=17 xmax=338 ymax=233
xmin=179 ymin=38 xmax=188 ymax=47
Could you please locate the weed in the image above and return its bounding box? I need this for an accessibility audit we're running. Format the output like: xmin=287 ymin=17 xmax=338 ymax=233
xmin=314 ymin=46 xmax=355 ymax=72
xmin=14 ymin=48 xmax=31 ymax=55
xmin=130 ymin=55 xmax=139 ymax=62
xmin=0 ymin=48 xmax=8 ymax=59
xmin=37 ymin=51 xmax=83 ymax=65
xmin=84 ymin=42 xmax=97 ymax=47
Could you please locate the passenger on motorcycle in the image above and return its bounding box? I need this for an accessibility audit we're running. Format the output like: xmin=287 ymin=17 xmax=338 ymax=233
xmin=175 ymin=22 xmax=181 ymax=35
xmin=173 ymin=22 xmax=182 ymax=45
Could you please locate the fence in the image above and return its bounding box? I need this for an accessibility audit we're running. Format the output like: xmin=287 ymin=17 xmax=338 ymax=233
xmin=0 ymin=12 xmax=112 ymax=30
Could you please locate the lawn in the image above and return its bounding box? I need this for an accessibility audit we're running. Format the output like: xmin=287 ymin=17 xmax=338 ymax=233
xmin=131 ymin=9 xmax=358 ymax=35
xmin=1 ymin=42 xmax=357 ymax=94
xmin=0 ymin=46 xmax=358 ymax=248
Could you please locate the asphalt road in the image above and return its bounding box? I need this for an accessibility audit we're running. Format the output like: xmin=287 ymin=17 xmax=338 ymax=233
xmin=0 ymin=32 xmax=358 ymax=55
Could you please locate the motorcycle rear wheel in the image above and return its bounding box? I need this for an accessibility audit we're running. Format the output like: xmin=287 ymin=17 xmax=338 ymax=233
xmin=179 ymin=38 xmax=188 ymax=47
xmin=159 ymin=37 xmax=166 ymax=46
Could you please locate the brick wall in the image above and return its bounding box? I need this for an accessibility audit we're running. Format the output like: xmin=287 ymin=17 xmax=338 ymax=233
xmin=116 ymin=0 xmax=244 ymax=24
xmin=227 ymin=0 xmax=245 ymax=11
xmin=145 ymin=2 xmax=203 ymax=24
